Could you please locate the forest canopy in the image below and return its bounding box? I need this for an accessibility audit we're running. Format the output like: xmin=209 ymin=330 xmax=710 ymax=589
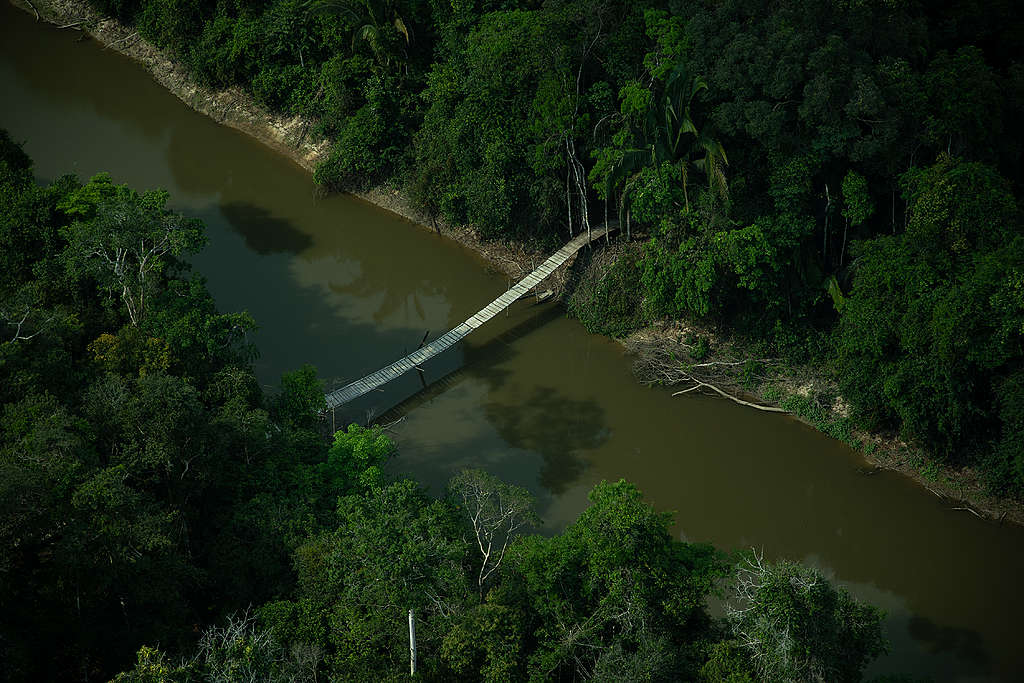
xmin=76 ymin=0 xmax=1024 ymax=495
xmin=5 ymin=0 xmax=1024 ymax=674
xmin=0 ymin=131 xmax=894 ymax=681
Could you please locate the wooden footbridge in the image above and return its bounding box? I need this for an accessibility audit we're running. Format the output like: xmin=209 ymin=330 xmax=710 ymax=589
xmin=324 ymin=224 xmax=616 ymax=409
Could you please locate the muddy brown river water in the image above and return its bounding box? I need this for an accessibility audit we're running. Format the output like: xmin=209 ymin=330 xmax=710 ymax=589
xmin=3 ymin=4 xmax=1023 ymax=680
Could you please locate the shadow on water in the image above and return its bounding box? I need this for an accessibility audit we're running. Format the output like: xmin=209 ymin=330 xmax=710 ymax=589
xmin=483 ymin=386 xmax=608 ymax=494
xmin=220 ymin=202 xmax=314 ymax=255
xmin=459 ymin=305 xmax=567 ymax=393
xmin=369 ymin=305 xmax=607 ymax=495
xmin=871 ymin=610 xmax=993 ymax=681
xmin=366 ymin=304 xmax=566 ymax=425
xmin=906 ymin=615 xmax=991 ymax=675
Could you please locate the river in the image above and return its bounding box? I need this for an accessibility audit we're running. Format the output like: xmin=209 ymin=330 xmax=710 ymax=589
xmin=2 ymin=5 xmax=1022 ymax=680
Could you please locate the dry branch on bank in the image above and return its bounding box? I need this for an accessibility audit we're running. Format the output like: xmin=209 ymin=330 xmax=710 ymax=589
xmin=952 ymin=506 xmax=985 ymax=519
xmin=672 ymin=380 xmax=787 ymax=413
xmin=625 ymin=337 xmax=784 ymax=413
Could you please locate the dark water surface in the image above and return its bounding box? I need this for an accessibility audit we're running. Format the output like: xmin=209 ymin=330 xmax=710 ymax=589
xmin=3 ymin=5 xmax=1023 ymax=680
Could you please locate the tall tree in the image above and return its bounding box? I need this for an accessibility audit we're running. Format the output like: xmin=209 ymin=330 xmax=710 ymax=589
xmin=61 ymin=174 xmax=205 ymax=326
xmin=724 ymin=552 xmax=887 ymax=683
xmin=836 ymin=155 xmax=1024 ymax=479
xmin=448 ymin=469 xmax=538 ymax=598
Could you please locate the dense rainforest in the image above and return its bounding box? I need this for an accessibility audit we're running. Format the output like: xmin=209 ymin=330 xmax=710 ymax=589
xmin=0 ymin=131 xmax=901 ymax=680
xmin=75 ymin=0 xmax=1024 ymax=498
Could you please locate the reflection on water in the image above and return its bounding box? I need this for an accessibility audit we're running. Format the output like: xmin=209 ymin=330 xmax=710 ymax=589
xmin=220 ymin=202 xmax=314 ymax=255
xmin=839 ymin=573 xmax=994 ymax=682
xmin=3 ymin=5 xmax=1024 ymax=680
xmin=907 ymin=615 xmax=990 ymax=675
xmin=485 ymin=387 xmax=606 ymax=493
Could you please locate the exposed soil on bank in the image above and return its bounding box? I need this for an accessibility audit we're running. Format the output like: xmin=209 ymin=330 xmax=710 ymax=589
xmin=12 ymin=0 xmax=1023 ymax=525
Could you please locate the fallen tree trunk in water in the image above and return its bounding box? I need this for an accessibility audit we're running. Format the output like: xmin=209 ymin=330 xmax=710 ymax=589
xmin=672 ymin=379 xmax=787 ymax=413
xmin=626 ymin=337 xmax=785 ymax=413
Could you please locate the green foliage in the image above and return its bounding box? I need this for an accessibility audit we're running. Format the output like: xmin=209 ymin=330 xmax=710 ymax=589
xmin=591 ymin=45 xmax=728 ymax=225
xmin=192 ymin=612 xmax=312 ymax=682
xmin=922 ymin=46 xmax=1003 ymax=160
xmin=700 ymin=640 xmax=756 ymax=683
xmin=0 ymin=141 xmax=330 ymax=681
xmin=725 ymin=555 xmax=888 ymax=683
xmin=321 ymin=423 xmax=394 ymax=493
xmin=413 ymin=1 xmax=651 ymax=243
xmin=110 ymin=646 xmax=196 ymax=682
xmin=780 ymin=391 xmax=860 ymax=450
xmin=273 ymin=363 xmax=326 ymax=429
xmin=0 ymin=128 xmax=32 ymax=182
xmin=312 ymin=71 xmax=409 ymax=190
xmin=635 ymin=210 xmax=815 ymax=329
xmin=690 ymin=334 xmax=710 ymax=361
xmin=983 ymin=370 xmax=1024 ymax=497
xmin=499 ymin=480 xmax=727 ymax=680
xmin=136 ymin=0 xmax=204 ymax=54
xmin=842 ymin=170 xmax=874 ymax=228
xmin=113 ymin=613 xmax=316 ymax=682
xmin=263 ymin=478 xmax=470 ymax=680
xmin=567 ymin=245 xmax=645 ymax=337
xmin=188 ymin=14 xmax=261 ymax=87
xmin=835 ymin=156 xmax=1024 ymax=491
xmin=62 ymin=174 xmax=206 ymax=326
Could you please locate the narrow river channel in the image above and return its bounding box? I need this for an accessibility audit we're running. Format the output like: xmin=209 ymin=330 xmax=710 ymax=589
xmin=2 ymin=5 xmax=1023 ymax=680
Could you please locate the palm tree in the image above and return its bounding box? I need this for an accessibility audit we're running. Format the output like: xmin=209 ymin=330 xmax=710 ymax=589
xmin=598 ymin=63 xmax=728 ymax=236
xmin=649 ymin=64 xmax=728 ymax=209
xmin=305 ymin=0 xmax=411 ymax=69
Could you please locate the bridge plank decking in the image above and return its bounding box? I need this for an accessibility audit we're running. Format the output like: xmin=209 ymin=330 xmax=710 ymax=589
xmin=324 ymin=225 xmax=615 ymax=409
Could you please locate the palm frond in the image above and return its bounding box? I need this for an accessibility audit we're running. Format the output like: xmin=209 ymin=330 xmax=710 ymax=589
xmin=354 ymin=23 xmax=386 ymax=62
xmin=394 ymin=16 xmax=411 ymax=44
xmin=303 ymin=0 xmax=359 ymax=22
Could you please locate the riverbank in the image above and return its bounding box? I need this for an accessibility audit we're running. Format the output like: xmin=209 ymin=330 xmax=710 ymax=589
xmin=11 ymin=0 xmax=1023 ymax=526
xmin=618 ymin=317 xmax=1024 ymax=526
xmin=9 ymin=0 xmax=567 ymax=287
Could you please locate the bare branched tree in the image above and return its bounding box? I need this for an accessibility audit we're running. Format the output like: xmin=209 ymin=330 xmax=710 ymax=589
xmin=561 ymin=23 xmax=605 ymax=244
xmin=723 ymin=551 xmax=886 ymax=683
xmin=448 ymin=469 xmax=538 ymax=598
xmin=566 ymin=136 xmax=591 ymax=242
xmin=0 ymin=285 xmax=62 ymax=343
xmin=1 ymin=304 xmax=51 ymax=343
xmin=193 ymin=609 xmax=317 ymax=683
xmin=67 ymin=191 xmax=204 ymax=326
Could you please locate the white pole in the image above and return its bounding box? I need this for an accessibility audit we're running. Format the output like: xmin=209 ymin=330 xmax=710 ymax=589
xmin=408 ymin=608 xmax=417 ymax=676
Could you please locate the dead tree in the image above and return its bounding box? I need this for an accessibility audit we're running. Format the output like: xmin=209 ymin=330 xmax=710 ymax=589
xmin=626 ymin=338 xmax=784 ymax=413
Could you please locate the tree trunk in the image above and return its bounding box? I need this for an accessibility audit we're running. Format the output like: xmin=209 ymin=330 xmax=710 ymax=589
xmin=604 ymin=196 xmax=610 ymax=244
xmin=566 ymin=144 xmax=574 ymax=239
xmin=823 ymin=183 xmax=831 ymax=265
xmin=841 ymin=217 xmax=848 ymax=266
